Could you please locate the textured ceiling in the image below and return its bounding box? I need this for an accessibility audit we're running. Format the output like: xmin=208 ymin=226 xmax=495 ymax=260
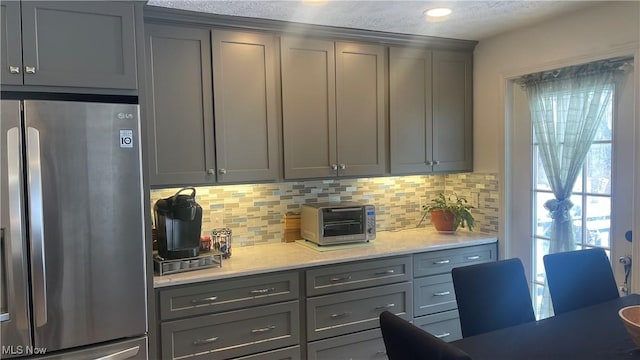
xmin=147 ymin=0 xmax=601 ymax=41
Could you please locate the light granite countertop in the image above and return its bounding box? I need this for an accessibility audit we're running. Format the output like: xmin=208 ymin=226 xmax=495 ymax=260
xmin=153 ymin=228 xmax=498 ymax=288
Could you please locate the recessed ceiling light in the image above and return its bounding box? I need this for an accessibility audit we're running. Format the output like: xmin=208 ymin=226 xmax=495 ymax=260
xmin=424 ymin=7 xmax=452 ymax=18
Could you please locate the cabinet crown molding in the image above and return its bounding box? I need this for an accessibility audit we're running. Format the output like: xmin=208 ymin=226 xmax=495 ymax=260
xmin=144 ymin=5 xmax=478 ymax=51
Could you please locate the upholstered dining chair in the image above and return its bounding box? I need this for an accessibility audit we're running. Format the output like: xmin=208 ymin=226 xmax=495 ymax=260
xmin=543 ymin=247 xmax=619 ymax=315
xmin=379 ymin=311 xmax=472 ymax=360
xmin=452 ymin=258 xmax=536 ymax=337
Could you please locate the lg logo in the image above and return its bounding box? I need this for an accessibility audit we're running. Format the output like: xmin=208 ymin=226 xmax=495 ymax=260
xmin=117 ymin=112 xmax=134 ymax=120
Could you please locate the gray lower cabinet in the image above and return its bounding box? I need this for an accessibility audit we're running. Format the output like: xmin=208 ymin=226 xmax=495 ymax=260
xmin=305 ymin=256 xmax=412 ymax=359
xmin=211 ymin=29 xmax=280 ymax=183
xmin=307 ymin=328 xmax=387 ymax=360
xmin=1 ymin=1 xmax=137 ymax=89
xmin=156 ymin=271 xmax=301 ymax=360
xmin=281 ymin=37 xmax=385 ymax=179
xmin=412 ymin=243 xmax=497 ymax=342
xmin=389 ymin=47 xmax=472 ymax=174
xmin=413 ymin=310 xmax=462 ymax=342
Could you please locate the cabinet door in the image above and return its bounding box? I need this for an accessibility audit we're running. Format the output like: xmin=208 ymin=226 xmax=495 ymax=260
xmin=432 ymin=50 xmax=473 ymax=172
xmin=335 ymin=42 xmax=385 ymax=177
xmin=145 ymin=24 xmax=215 ymax=186
xmin=0 ymin=1 xmax=22 ymax=85
xmin=389 ymin=47 xmax=433 ymax=174
xmin=211 ymin=30 xmax=279 ymax=183
xmin=281 ymin=37 xmax=337 ymax=179
xmin=20 ymin=1 xmax=137 ymax=89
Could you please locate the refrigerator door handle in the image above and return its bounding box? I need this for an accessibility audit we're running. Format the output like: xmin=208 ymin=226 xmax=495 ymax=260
xmin=7 ymin=127 xmax=24 ymax=323
xmin=27 ymin=127 xmax=48 ymax=327
xmin=94 ymin=345 xmax=140 ymax=360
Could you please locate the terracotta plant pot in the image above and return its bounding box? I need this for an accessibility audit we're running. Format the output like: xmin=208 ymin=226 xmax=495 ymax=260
xmin=430 ymin=210 xmax=456 ymax=232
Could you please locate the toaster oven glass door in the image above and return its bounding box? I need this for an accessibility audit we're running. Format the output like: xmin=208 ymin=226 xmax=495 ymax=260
xmin=322 ymin=208 xmax=364 ymax=237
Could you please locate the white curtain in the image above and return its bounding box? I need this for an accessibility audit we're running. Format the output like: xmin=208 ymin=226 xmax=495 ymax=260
xmin=519 ymin=58 xmax=631 ymax=317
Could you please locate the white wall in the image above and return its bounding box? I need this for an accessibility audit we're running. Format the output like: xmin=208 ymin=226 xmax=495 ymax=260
xmin=473 ymin=1 xmax=640 ymax=282
xmin=474 ymin=1 xmax=639 ymax=173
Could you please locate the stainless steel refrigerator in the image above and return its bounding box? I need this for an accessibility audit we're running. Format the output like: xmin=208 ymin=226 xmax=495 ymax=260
xmin=1 ymin=100 xmax=147 ymax=359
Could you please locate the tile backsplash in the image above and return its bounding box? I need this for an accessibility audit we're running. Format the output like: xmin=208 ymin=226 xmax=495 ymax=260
xmin=150 ymin=173 xmax=499 ymax=246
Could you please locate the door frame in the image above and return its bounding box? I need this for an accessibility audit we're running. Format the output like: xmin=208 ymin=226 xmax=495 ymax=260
xmin=502 ymin=45 xmax=639 ymax=292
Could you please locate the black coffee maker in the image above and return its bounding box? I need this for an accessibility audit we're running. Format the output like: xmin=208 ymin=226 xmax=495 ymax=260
xmin=154 ymin=187 xmax=202 ymax=259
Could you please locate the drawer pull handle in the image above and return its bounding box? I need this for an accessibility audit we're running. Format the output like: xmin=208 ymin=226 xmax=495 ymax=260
xmin=191 ymin=296 xmax=218 ymax=304
xmin=250 ymin=287 xmax=275 ymax=295
xmin=434 ymin=291 xmax=451 ymax=296
xmin=192 ymin=336 xmax=218 ymax=345
xmin=435 ymin=332 xmax=451 ymax=339
xmin=375 ymin=269 xmax=395 ymax=276
xmin=330 ymin=276 xmax=352 ymax=283
xmin=251 ymin=325 xmax=276 ymax=334
xmin=330 ymin=311 xmax=352 ymax=319
xmin=434 ymin=259 xmax=451 ymax=265
xmin=466 ymin=255 xmax=481 ymax=260
xmin=375 ymin=303 xmax=395 ymax=310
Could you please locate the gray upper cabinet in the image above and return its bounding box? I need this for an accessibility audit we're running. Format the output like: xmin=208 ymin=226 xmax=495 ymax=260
xmin=281 ymin=37 xmax=337 ymax=179
xmin=389 ymin=47 xmax=433 ymax=174
xmin=390 ymin=47 xmax=472 ymax=174
xmin=335 ymin=42 xmax=386 ymax=177
xmin=145 ymin=24 xmax=215 ymax=186
xmin=432 ymin=50 xmax=473 ymax=172
xmin=211 ymin=29 xmax=279 ymax=183
xmin=0 ymin=1 xmax=22 ymax=86
xmin=281 ymin=37 xmax=385 ymax=180
xmin=1 ymin=1 xmax=137 ymax=89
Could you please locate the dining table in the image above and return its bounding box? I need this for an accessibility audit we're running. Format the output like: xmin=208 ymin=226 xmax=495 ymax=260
xmin=451 ymin=294 xmax=640 ymax=360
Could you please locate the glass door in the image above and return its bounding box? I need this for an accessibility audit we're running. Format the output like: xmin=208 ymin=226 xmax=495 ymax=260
xmin=507 ymin=62 xmax=636 ymax=319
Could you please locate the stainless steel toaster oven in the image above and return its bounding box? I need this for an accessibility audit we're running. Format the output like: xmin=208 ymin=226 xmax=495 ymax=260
xmin=300 ymin=202 xmax=375 ymax=245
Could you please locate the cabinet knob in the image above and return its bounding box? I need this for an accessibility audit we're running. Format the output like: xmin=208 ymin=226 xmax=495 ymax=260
xmin=331 ymin=164 xmax=338 ymax=171
xmin=426 ymin=160 xmax=433 ymax=166
xmin=433 ymin=160 xmax=440 ymax=165
xmin=25 ymin=66 xmax=36 ymax=74
xmin=218 ymin=168 xmax=227 ymax=175
xmin=9 ymin=66 xmax=20 ymax=74
xmin=339 ymin=164 xmax=346 ymax=170
xmin=206 ymin=169 xmax=215 ymax=175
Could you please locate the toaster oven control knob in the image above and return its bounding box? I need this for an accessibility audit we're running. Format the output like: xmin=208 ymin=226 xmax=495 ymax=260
xmin=367 ymin=227 xmax=374 ymax=234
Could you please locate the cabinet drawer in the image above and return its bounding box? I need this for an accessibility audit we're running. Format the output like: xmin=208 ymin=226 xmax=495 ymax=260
xmin=414 ymin=310 xmax=462 ymax=342
xmin=161 ymin=301 xmax=300 ymax=360
xmin=414 ymin=273 xmax=457 ymax=316
xmin=235 ymin=345 xmax=301 ymax=360
xmin=413 ymin=244 xmax=496 ymax=277
xmin=307 ymin=282 xmax=412 ymax=341
xmin=307 ymin=328 xmax=387 ymax=360
xmin=158 ymin=272 xmax=299 ymax=320
xmin=306 ymin=256 xmax=412 ymax=296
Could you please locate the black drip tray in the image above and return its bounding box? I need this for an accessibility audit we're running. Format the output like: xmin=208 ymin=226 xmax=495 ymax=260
xmin=153 ymin=252 xmax=222 ymax=276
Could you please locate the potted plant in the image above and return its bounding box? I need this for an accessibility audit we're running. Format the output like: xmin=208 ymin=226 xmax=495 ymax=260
xmin=420 ymin=193 xmax=475 ymax=232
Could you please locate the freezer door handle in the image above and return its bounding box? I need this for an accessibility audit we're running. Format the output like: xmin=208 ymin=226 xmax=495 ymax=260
xmin=94 ymin=345 xmax=140 ymax=360
xmin=27 ymin=127 xmax=48 ymax=327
